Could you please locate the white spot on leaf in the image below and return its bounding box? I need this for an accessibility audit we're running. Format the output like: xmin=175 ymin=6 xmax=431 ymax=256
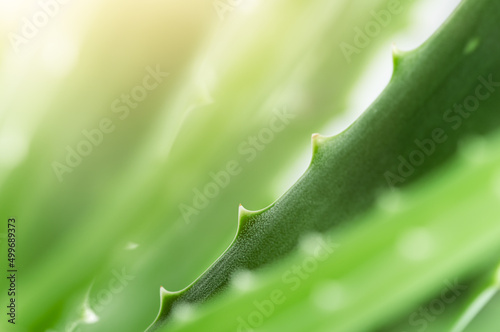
xmin=377 ymin=190 xmax=403 ymax=213
xmin=125 ymin=242 xmax=139 ymax=250
xmin=397 ymin=228 xmax=435 ymax=261
xmin=172 ymin=303 xmax=195 ymax=322
xmin=82 ymin=306 xmax=99 ymax=324
xmin=459 ymin=136 xmax=489 ymax=165
xmin=231 ymin=270 xmax=256 ymax=292
xmin=311 ymin=281 xmax=345 ymax=312
xmin=299 ymin=233 xmax=324 ymax=256
xmin=463 ymin=37 xmax=480 ymax=54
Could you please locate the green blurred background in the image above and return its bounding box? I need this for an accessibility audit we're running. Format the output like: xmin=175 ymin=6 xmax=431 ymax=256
xmin=3 ymin=1 xmax=499 ymax=332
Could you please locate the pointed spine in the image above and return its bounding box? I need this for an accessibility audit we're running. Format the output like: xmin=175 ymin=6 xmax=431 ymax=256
xmin=311 ymin=133 xmax=327 ymax=152
xmin=392 ymin=43 xmax=409 ymax=76
xmin=237 ymin=204 xmax=257 ymax=235
xmin=238 ymin=203 xmax=252 ymax=228
xmin=311 ymin=133 xmax=329 ymax=164
xmin=237 ymin=202 xmax=275 ymax=236
xmin=146 ymin=287 xmax=182 ymax=331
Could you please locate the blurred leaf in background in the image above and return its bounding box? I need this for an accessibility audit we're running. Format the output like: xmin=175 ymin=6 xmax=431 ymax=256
xmin=3 ymin=0 xmax=497 ymax=332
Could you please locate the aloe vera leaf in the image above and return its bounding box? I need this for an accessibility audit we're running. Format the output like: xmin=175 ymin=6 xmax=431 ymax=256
xmin=161 ymin=131 xmax=500 ymax=332
xmin=0 ymin=1 xmax=416 ymax=331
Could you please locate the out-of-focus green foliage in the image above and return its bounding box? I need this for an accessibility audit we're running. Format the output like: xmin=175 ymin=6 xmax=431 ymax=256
xmin=148 ymin=0 xmax=500 ymax=330
xmin=0 ymin=0 xmax=418 ymax=331
xmin=1 ymin=0 xmax=498 ymax=332
xmin=159 ymin=130 xmax=500 ymax=332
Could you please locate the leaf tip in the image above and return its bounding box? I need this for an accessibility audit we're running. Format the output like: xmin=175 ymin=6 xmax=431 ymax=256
xmin=146 ymin=287 xmax=183 ymax=331
xmin=238 ymin=204 xmax=253 ymax=231
xmin=160 ymin=286 xmax=170 ymax=297
xmin=311 ymin=133 xmax=328 ymax=157
xmin=392 ymin=43 xmax=404 ymax=71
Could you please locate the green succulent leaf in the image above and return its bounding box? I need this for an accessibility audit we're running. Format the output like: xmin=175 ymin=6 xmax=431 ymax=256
xmin=147 ymin=0 xmax=500 ymax=330
xmin=160 ymin=130 xmax=500 ymax=332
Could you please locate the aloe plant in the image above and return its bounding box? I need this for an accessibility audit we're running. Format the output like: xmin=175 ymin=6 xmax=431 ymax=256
xmin=2 ymin=1 xmax=423 ymax=331
xmin=158 ymin=131 xmax=500 ymax=332
xmin=146 ymin=0 xmax=500 ymax=330
xmin=1 ymin=0 xmax=498 ymax=331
